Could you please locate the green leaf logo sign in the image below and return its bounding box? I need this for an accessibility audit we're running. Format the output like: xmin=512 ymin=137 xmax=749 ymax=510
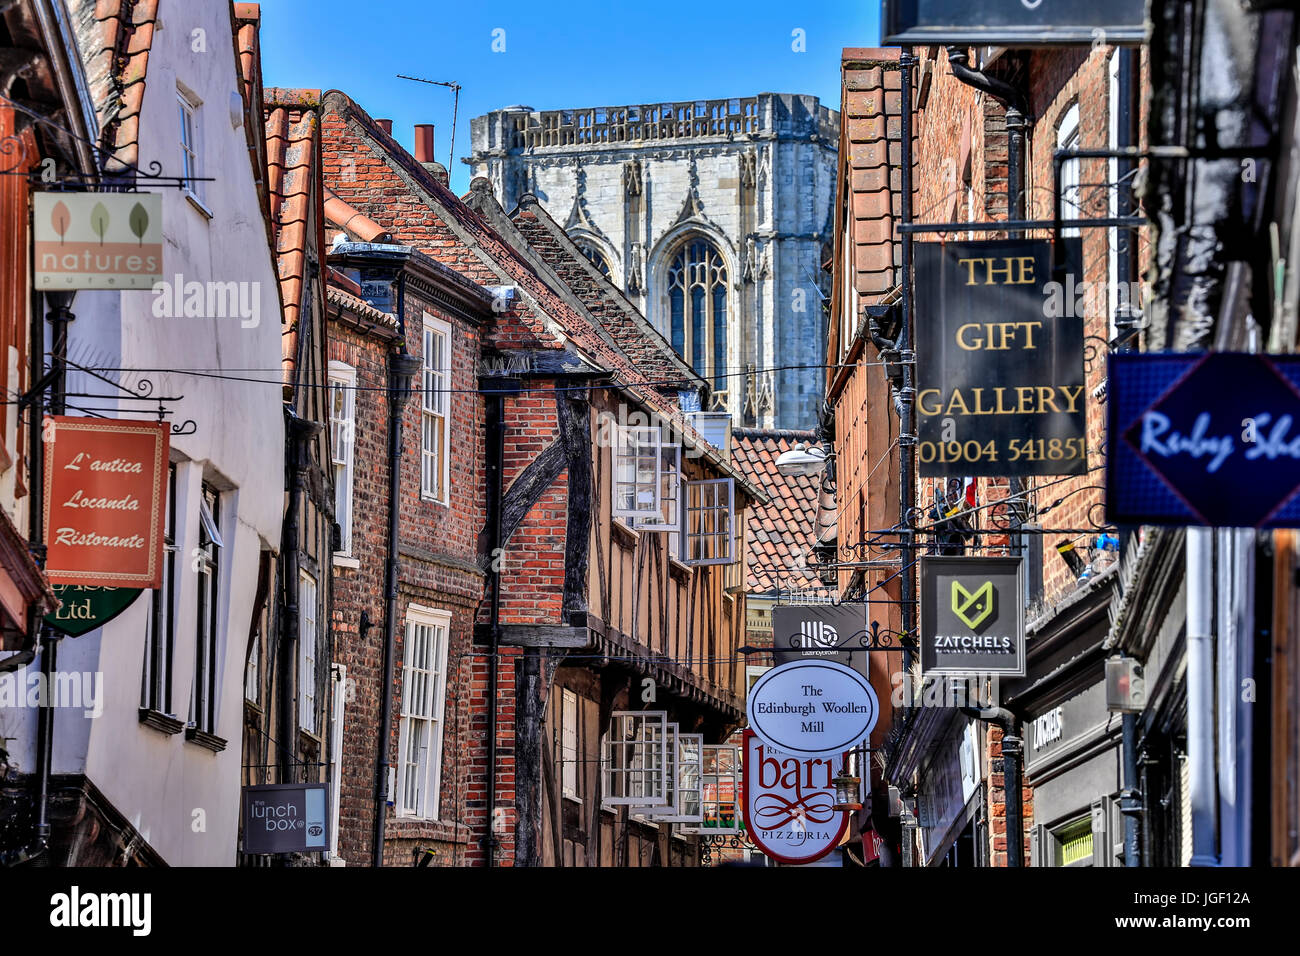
xmin=90 ymin=201 xmax=110 ymax=245
xmin=51 ymin=200 xmax=70 ymax=245
xmin=129 ymin=201 xmax=150 ymax=245
xmin=951 ymin=580 xmax=995 ymax=631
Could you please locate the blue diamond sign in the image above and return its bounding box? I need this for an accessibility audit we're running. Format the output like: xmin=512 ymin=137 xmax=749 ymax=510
xmin=1107 ymin=353 xmax=1300 ymax=528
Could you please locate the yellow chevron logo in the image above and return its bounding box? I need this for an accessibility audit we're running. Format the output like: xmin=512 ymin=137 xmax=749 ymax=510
xmin=951 ymin=580 xmax=994 ymax=631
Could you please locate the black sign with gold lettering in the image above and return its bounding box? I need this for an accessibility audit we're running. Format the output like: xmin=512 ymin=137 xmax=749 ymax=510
xmin=915 ymin=238 xmax=1086 ymax=477
xmin=883 ymin=0 xmax=1145 ymax=47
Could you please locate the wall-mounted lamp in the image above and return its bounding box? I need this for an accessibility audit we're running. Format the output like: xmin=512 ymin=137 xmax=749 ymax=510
xmin=775 ymin=443 xmax=828 ymax=477
xmin=831 ymin=766 xmax=862 ymax=812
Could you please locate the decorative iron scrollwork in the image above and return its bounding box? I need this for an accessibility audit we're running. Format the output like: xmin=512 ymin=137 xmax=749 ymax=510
xmin=1083 ymin=334 xmax=1111 ymax=375
xmin=697 ymin=832 xmax=757 ymax=865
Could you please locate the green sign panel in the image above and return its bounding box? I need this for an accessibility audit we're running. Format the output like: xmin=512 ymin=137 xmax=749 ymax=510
xmin=45 ymin=585 xmax=143 ymax=636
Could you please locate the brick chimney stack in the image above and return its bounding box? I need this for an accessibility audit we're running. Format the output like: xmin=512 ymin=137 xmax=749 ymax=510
xmin=375 ymin=118 xmax=392 ymax=135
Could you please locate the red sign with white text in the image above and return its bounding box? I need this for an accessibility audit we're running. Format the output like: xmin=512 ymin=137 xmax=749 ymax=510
xmin=43 ymin=417 xmax=169 ymax=588
xmin=742 ymin=730 xmax=849 ymax=865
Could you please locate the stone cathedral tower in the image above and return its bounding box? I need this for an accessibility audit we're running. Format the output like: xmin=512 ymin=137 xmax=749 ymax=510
xmin=469 ymin=95 xmax=839 ymax=429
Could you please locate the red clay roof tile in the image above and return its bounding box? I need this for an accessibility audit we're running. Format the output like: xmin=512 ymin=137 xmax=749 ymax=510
xmin=731 ymin=428 xmax=832 ymax=596
xmin=73 ymin=0 xmax=159 ymax=172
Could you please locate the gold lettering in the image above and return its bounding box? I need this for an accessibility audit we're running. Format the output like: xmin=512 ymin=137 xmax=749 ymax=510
xmin=956 ymin=258 xmax=982 ymax=285
xmin=918 ymin=389 xmax=942 ymax=416
xmin=986 ymin=259 xmax=1015 ymax=284
xmin=1016 ymin=386 xmax=1036 ymax=414
xmin=945 ymin=390 xmax=971 ymax=416
xmin=1016 ymin=256 xmax=1036 ymax=284
xmin=955 ymin=323 xmax=982 ymax=350
xmin=1059 ymin=385 xmax=1085 ymax=413
xmin=1037 ymin=387 xmax=1060 ymax=414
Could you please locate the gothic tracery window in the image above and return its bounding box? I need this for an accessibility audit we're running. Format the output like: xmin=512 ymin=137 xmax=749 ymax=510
xmin=575 ymin=239 xmax=611 ymax=279
xmin=667 ymin=237 xmax=728 ymax=396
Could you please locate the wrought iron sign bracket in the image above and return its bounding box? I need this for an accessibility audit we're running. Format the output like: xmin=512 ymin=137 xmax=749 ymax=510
xmin=17 ymin=160 xmax=216 ymax=193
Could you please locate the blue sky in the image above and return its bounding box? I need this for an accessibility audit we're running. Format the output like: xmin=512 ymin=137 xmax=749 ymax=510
xmin=258 ymin=0 xmax=881 ymax=193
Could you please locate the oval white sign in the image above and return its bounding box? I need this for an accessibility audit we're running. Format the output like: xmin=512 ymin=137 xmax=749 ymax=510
xmin=747 ymin=660 xmax=879 ymax=757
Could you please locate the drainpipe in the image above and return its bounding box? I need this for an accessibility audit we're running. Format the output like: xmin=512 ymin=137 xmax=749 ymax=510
xmin=279 ymin=412 xmax=316 ymax=783
xmin=1186 ymin=527 xmax=1218 ymax=865
xmin=964 ymin=705 xmax=1023 ymax=867
xmin=944 ymin=47 xmax=1029 ymax=227
xmin=898 ymin=49 xmax=916 ymax=711
xmin=31 ymin=290 xmax=75 ymax=863
xmin=372 ymin=345 xmax=420 ymax=868
xmin=482 ymin=377 xmax=513 ymax=867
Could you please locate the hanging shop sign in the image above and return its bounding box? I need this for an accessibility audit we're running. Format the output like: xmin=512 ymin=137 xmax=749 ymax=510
xmin=44 ymin=584 xmax=144 ymax=637
xmin=43 ymin=417 xmax=169 ymax=589
xmin=882 ymin=0 xmax=1145 ymax=47
xmin=920 ymin=556 xmax=1025 ymax=677
xmin=746 ymin=660 xmax=879 ymax=758
xmin=33 ymin=192 xmax=163 ymax=290
xmin=742 ymin=730 xmax=849 ymax=865
xmin=772 ymin=603 xmax=868 ymax=677
xmin=1107 ymin=352 xmax=1300 ymax=528
xmin=915 ymin=238 xmax=1087 ymax=478
xmin=241 ymin=783 xmax=329 ymax=855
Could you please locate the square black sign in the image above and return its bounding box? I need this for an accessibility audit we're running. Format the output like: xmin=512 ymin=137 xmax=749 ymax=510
xmin=242 ymin=783 xmax=330 ymax=855
xmin=920 ymin=556 xmax=1025 ymax=677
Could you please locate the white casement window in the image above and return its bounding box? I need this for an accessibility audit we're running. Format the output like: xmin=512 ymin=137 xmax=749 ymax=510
xmin=680 ymin=477 xmax=736 ymax=566
xmin=177 ymin=87 xmax=204 ymax=206
xmin=613 ymin=424 xmax=663 ymax=521
xmin=601 ymin=711 xmax=670 ymax=807
xmin=328 ymin=663 xmax=347 ymax=864
xmin=189 ymin=483 xmax=223 ymax=735
xmin=677 ymin=744 xmax=742 ymax=835
xmin=561 ymin=688 xmax=580 ymax=800
xmin=630 ymin=723 xmax=679 ymax=821
xmin=328 ymin=363 xmax=356 ymax=554
xmin=638 ymin=730 xmax=706 ymax=824
xmin=421 ymin=316 xmax=452 ymax=504
xmin=141 ymin=463 xmax=177 ymax=713
xmin=666 ymin=732 xmax=705 ymax=823
xmin=396 ymin=605 xmax=451 ymax=820
xmin=632 ymin=441 xmax=680 ymax=534
xmin=298 ymin=571 xmax=318 ymax=734
xmin=1058 ymin=103 xmax=1081 ymax=238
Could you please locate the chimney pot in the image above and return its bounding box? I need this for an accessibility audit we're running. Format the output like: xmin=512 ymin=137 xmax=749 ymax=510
xmin=415 ymin=124 xmax=435 ymax=163
xmin=376 ymin=118 xmax=393 ymax=135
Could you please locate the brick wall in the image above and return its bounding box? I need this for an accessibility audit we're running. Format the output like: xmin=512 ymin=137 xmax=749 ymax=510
xmin=326 ymin=317 xmax=392 ymax=865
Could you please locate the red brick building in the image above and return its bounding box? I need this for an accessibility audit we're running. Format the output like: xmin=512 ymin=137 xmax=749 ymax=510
xmin=311 ymin=89 xmax=761 ymax=866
